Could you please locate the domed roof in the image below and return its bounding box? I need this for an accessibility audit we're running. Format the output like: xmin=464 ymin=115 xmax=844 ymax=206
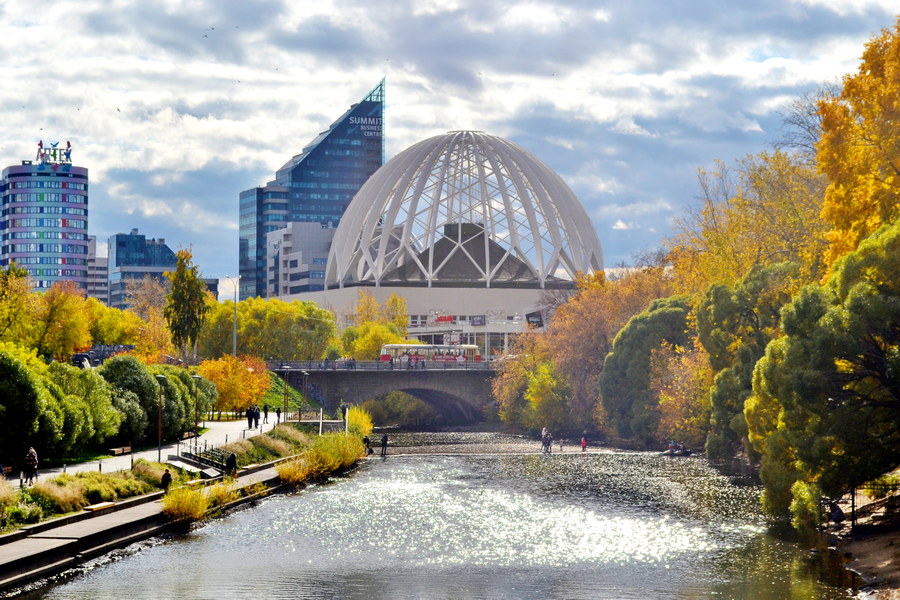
xmin=326 ymin=130 xmax=603 ymax=289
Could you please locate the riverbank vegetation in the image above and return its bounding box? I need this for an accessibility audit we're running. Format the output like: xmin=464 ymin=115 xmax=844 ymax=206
xmin=0 ymin=459 xmax=177 ymax=532
xmin=492 ymin=16 xmax=900 ymax=532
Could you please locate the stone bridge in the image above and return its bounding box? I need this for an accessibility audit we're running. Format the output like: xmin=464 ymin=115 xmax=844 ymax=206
xmin=270 ymin=362 xmax=496 ymax=424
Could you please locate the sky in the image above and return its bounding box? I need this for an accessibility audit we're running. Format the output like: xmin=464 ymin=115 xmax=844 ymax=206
xmin=1 ymin=0 xmax=896 ymax=284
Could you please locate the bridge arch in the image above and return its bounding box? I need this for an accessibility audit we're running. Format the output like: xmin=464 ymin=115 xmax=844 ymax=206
xmin=275 ymin=364 xmax=494 ymax=425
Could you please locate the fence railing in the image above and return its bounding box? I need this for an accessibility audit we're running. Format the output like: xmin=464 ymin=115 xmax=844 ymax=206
xmin=268 ymin=360 xmax=495 ymax=372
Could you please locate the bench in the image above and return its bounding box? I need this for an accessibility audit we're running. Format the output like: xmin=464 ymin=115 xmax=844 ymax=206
xmin=182 ymin=431 xmax=198 ymax=440
xmin=2 ymin=466 xmax=11 ymax=476
xmin=108 ymin=446 xmax=131 ymax=456
xmin=84 ymin=501 xmax=116 ymax=512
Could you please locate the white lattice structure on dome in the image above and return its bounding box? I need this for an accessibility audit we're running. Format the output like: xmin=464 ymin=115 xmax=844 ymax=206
xmin=326 ymin=131 xmax=603 ymax=290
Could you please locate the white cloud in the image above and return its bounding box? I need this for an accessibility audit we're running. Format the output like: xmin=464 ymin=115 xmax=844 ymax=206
xmin=0 ymin=0 xmax=893 ymax=275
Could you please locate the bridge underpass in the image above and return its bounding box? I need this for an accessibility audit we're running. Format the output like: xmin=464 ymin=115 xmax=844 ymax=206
xmin=271 ymin=363 xmax=495 ymax=425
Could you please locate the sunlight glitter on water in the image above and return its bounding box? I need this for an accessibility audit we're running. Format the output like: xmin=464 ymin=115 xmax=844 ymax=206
xmin=271 ymin=457 xmax=721 ymax=569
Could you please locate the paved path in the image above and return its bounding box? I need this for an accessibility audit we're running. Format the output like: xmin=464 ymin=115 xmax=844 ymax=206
xmin=31 ymin=417 xmax=287 ymax=484
xmin=0 ymin=464 xmax=283 ymax=592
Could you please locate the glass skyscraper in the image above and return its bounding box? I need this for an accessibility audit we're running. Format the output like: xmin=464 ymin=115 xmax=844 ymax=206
xmin=0 ymin=142 xmax=89 ymax=290
xmin=107 ymin=228 xmax=177 ymax=309
xmin=239 ymin=80 xmax=384 ymax=299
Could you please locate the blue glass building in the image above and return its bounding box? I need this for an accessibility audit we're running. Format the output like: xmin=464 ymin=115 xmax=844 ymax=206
xmin=107 ymin=228 xmax=177 ymax=309
xmin=239 ymin=80 xmax=384 ymax=299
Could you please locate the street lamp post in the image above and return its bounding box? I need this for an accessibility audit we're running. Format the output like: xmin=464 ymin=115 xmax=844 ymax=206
xmin=155 ymin=374 xmax=167 ymax=463
xmin=301 ymin=370 xmax=309 ymax=416
xmin=192 ymin=374 xmax=202 ymax=454
xmin=282 ymin=365 xmax=290 ymax=422
xmin=227 ymin=275 xmax=241 ymax=356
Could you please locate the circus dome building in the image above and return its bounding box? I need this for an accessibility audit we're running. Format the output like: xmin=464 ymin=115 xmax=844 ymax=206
xmin=298 ymin=130 xmax=603 ymax=353
xmin=326 ymin=130 xmax=602 ymax=290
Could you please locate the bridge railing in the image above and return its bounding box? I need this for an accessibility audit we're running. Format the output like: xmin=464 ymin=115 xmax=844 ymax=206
xmin=268 ymin=360 xmax=496 ymax=372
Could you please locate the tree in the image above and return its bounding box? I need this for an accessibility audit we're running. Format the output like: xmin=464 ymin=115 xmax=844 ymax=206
xmin=542 ymin=268 xmax=672 ymax=429
xmin=98 ymin=355 xmax=159 ymax=443
xmin=197 ymin=355 xmax=270 ymax=414
xmin=27 ymin=281 xmax=92 ymax=361
xmin=48 ymin=361 xmax=124 ymax=446
xmin=86 ymin=297 xmax=144 ymax=346
xmin=696 ymin=262 xmax=801 ymax=458
xmin=774 ymin=84 xmax=839 ymax=166
xmin=164 ymin=249 xmax=210 ymax=361
xmin=599 ymin=295 xmax=692 ymax=444
xmin=349 ymin=321 xmax=409 ymax=360
xmin=524 ymin=362 xmax=571 ymax=432
xmin=198 ymin=296 xmax=335 ymax=360
xmin=0 ymin=348 xmax=45 ymax=462
xmin=383 ymin=293 xmax=409 ymax=335
xmin=751 ymin=219 xmax=900 ymax=520
xmin=125 ymin=275 xmax=169 ymax=320
xmin=816 ymin=17 xmax=900 ymax=269
xmin=491 ymin=332 xmax=547 ymax=428
xmin=650 ymin=341 xmax=713 ymax=449
xmin=0 ymin=262 xmax=31 ymax=343
xmin=354 ymin=289 xmax=380 ymax=324
xmin=666 ymin=151 xmax=827 ymax=293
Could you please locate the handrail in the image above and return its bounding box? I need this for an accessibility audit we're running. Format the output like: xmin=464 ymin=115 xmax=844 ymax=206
xmin=267 ymin=360 xmax=496 ymax=372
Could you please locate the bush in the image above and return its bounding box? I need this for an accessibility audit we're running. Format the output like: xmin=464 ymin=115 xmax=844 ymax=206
xmin=269 ymin=424 xmax=309 ymax=446
xmin=205 ymin=479 xmax=240 ymax=508
xmin=6 ymin=502 xmax=42 ymax=524
xmin=31 ymin=479 xmax=88 ymax=514
xmin=790 ymin=480 xmax=823 ymax=532
xmin=161 ymin=486 xmax=209 ymax=523
xmin=276 ymin=457 xmax=321 ymax=486
xmin=0 ymin=478 xmax=17 ymax=515
xmin=131 ymin=458 xmax=168 ymax=486
xmin=249 ymin=434 xmax=291 ymax=458
xmin=347 ymin=406 xmax=373 ymax=437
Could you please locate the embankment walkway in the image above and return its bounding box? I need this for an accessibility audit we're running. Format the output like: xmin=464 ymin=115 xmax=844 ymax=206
xmin=0 ymin=461 xmax=283 ymax=593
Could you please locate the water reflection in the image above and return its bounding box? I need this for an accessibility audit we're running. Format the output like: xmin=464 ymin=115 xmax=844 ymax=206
xmin=24 ymin=434 xmax=853 ymax=600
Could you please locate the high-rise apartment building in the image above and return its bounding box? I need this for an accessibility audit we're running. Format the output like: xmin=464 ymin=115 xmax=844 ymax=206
xmin=86 ymin=235 xmax=109 ymax=304
xmin=107 ymin=228 xmax=177 ymax=309
xmin=238 ymin=80 xmax=384 ymax=299
xmin=0 ymin=141 xmax=89 ymax=290
xmin=265 ymin=221 xmax=335 ymax=297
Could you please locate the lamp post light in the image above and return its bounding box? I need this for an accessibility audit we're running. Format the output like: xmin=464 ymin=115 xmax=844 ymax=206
xmin=282 ymin=365 xmax=290 ymax=422
xmin=192 ymin=374 xmax=202 ymax=454
xmin=226 ymin=275 xmax=241 ymax=356
xmin=301 ymin=370 xmax=309 ymax=415
xmin=155 ymin=374 xmax=167 ymax=463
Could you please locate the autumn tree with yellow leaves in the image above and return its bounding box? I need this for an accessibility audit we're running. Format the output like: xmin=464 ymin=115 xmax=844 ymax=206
xmin=197 ymin=354 xmax=270 ymax=415
xmin=817 ymin=16 xmax=900 ymax=269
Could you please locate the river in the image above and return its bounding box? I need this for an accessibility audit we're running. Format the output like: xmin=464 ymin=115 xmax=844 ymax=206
xmin=22 ymin=433 xmax=855 ymax=599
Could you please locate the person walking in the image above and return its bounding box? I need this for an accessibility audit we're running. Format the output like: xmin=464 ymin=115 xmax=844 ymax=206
xmin=276 ymin=406 xmax=282 ymax=424
xmin=246 ymin=406 xmax=254 ymax=429
xmin=23 ymin=447 xmax=38 ymax=485
xmin=263 ymin=404 xmax=269 ymax=424
xmin=380 ymin=434 xmax=389 ymax=457
xmin=581 ymin=435 xmax=587 ymax=452
xmin=160 ymin=468 xmax=172 ymax=493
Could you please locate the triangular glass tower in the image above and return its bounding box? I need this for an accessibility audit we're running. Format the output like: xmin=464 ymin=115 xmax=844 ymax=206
xmin=239 ymin=80 xmax=385 ymax=299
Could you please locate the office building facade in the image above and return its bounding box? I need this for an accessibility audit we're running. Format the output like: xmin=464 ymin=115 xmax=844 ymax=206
xmin=265 ymin=221 xmax=334 ymax=297
xmin=107 ymin=228 xmax=177 ymax=309
xmin=0 ymin=142 xmax=89 ymax=290
xmin=86 ymin=235 xmax=109 ymax=304
xmin=238 ymin=80 xmax=384 ymax=299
